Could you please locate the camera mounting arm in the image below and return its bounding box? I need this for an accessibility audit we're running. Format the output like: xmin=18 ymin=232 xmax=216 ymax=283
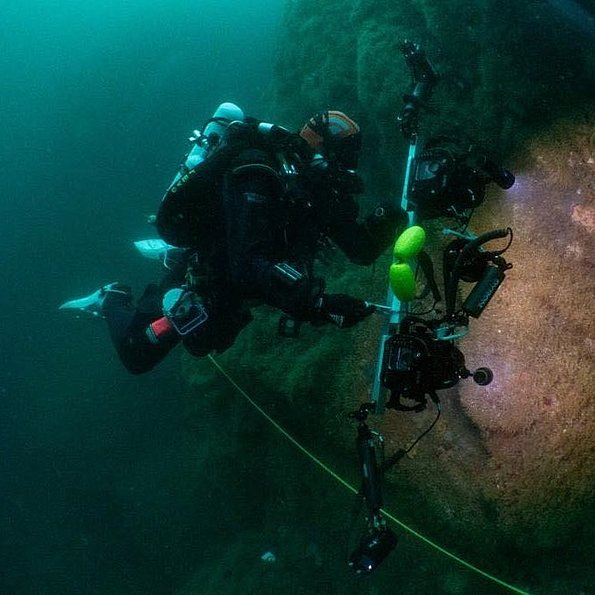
xmin=348 ymin=404 xmax=398 ymax=574
xmin=398 ymin=41 xmax=440 ymax=141
xmin=371 ymin=42 xmax=440 ymax=413
xmin=350 ymin=403 xmax=384 ymax=513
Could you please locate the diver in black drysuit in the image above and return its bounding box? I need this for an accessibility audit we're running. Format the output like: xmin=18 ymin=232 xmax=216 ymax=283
xmin=71 ymin=108 xmax=404 ymax=374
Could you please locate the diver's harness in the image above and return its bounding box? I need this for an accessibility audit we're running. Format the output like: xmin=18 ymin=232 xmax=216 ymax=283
xmin=156 ymin=116 xmax=320 ymax=250
xmin=347 ymin=41 xmax=516 ymax=575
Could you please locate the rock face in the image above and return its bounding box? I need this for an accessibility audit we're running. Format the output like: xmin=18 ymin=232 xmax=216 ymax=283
xmin=458 ymin=115 xmax=595 ymax=566
xmin=180 ymin=2 xmax=594 ymax=593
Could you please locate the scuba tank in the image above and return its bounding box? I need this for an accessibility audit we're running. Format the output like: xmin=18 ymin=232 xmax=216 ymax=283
xmin=156 ymin=105 xmax=311 ymax=250
xmin=156 ymin=103 xmax=246 ymax=249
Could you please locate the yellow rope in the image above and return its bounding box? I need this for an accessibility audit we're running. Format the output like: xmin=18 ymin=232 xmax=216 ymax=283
xmin=207 ymin=354 xmax=531 ymax=595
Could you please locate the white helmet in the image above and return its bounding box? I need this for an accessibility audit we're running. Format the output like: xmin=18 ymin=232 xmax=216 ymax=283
xmin=203 ymin=102 xmax=245 ymax=145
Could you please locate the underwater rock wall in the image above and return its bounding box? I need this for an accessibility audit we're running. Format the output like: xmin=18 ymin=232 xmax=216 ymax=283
xmin=459 ymin=113 xmax=595 ymax=553
xmin=275 ymin=0 xmax=595 ymax=155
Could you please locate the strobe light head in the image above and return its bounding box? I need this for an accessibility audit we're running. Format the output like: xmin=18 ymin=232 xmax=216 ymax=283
xmin=348 ymin=527 xmax=398 ymax=575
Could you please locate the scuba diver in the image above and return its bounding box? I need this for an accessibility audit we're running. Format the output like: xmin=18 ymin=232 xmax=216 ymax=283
xmin=59 ymin=103 xmax=405 ymax=374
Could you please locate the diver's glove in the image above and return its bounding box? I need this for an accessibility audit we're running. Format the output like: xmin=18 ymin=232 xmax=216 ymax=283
xmin=146 ymin=288 xmax=208 ymax=345
xmin=313 ymin=293 xmax=375 ymax=328
xmin=364 ymin=204 xmax=408 ymax=251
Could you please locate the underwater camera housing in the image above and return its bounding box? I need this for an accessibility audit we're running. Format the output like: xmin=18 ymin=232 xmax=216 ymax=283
xmin=408 ymin=136 xmax=515 ymax=220
xmin=381 ymin=316 xmax=493 ymax=412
